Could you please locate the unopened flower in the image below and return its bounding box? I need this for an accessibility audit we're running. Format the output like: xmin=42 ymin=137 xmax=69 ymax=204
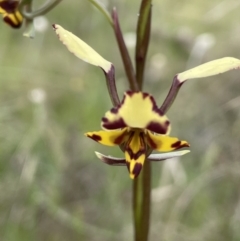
xmin=0 ymin=0 xmax=23 ymax=28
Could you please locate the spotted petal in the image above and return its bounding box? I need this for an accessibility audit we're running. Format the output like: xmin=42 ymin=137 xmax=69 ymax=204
xmin=0 ymin=1 xmax=19 ymax=12
xmin=85 ymin=128 xmax=128 ymax=146
xmin=0 ymin=1 xmax=22 ymax=29
xmin=124 ymin=130 xmax=147 ymax=179
xmin=146 ymin=131 xmax=189 ymax=152
xmin=2 ymin=11 xmax=22 ymax=28
xmin=102 ymin=91 xmax=171 ymax=134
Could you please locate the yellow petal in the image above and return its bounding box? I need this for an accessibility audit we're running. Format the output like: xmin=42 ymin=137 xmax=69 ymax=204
xmin=3 ymin=11 xmax=22 ymax=28
xmin=178 ymin=57 xmax=240 ymax=83
xmin=53 ymin=24 xmax=112 ymax=73
xmin=102 ymin=91 xmax=171 ymax=134
xmin=146 ymin=131 xmax=189 ymax=152
xmin=124 ymin=130 xmax=146 ymax=179
xmin=125 ymin=152 xmax=145 ymax=179
xmin=85 ymin=128 xmax=128 ymax=146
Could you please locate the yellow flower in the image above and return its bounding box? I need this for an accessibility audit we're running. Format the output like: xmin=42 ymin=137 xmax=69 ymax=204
xmin=85 ymin=91 xmax=189 ymax=179
xmin=53 ymin=24 xmax=240 ymax=179
xmin=0 ymin=0 xmax=23 ymax=28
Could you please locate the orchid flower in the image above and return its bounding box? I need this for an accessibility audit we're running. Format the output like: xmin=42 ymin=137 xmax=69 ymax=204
xmin=53 ymin=24 xmax=240 ymax=179
xmin=0 ymin=0 xmax=23 ymax=28
xmin=86 ymin=91 xmax=189 ymax=179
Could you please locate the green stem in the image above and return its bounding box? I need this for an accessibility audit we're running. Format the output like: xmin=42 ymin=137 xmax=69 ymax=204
xmin=20 ymin=0 xmax=62 ymax=20
xmin=135 ymin=0 xmax=152 ymax=90
xmin=22 ymin=1 xmax=35 ymax=38
xmin=133 ymin=1 xmax=152 ymax=241
xmin=88 ymin=0 xmax=113 ymax=27
xmin=133 ymin=161 xmax=151 ymax=241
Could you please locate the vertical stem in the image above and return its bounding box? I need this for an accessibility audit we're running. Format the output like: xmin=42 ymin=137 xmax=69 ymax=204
xmin=135 ymin=0 xmax=152 ymax=90
xmin=133 ymin=1 xmax=152 ymax=241
xmin=133 ymin=161 xmax=151 ymax=241
xmin=112 ymin=8 xmax=139 ymax=91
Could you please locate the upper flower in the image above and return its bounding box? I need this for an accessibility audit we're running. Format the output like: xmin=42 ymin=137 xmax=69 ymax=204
xmin=0 ymin=0 xmax=23 ymax=28
xmin=86 ymin=91 xmax=189 ymax=179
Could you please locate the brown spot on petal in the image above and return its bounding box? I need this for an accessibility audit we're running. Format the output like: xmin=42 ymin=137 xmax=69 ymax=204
xmin=102 ymin=118 xmax=126 ymax=130
xmin=146 ymin=135 xmax=158 ymax=149
xmin=88 ymin=134 xmax=102 ymax=142
xmin=147 ymin=121 xmax=169 ymax=134
xmin=165 ymin=120 xmax=170 ymax=126
xmin=125 ymin=132 xmax=146 ymax=160
xmin=113 ymin=131 xmax=126 ymax=145
xmin=126 ymin=90 xmax=135 ymax=97
xmin=110 ymin=107 xmax=118 ymax=114
xmin=171 ymin=141 xmax=190 ymax=149
xmin=0 ymin=1 xmax=18 ymax=12
xmin=132 ymin=163 xmax=143 ymax=177
xmin=171 ymin=140 xmax=181 ymax=148
xmin=3 ymin=15 xmax=21 ymax=28
xmin=142 ymin=92 xmax=149 ymax=99
xmin=102 ymin=117 xmax=108 ymax=123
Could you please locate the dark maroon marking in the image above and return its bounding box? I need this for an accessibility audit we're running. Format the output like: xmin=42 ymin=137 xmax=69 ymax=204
xmin=3 ymin=15 xmax=21 ymax=28
xmin=171 ymin=140 xmax=181 ymax=148
xmin=126 ymin=90 xmax=136 ymax=97
xmin=101 ymin=157 xmax=126 ymax=166
xmin=165 ymin=120 xmax=170 ymax=127
xmin=146 ymin=134 xmax=158 ymax=149
xmin=126 ymin=161 xmax=130 ymax=172
xmin=125 ymin=132 xmax=146 ymax=160
xmin=126 ymin=148 xmax=145 ymax=160
xmin=110 ymin=107 xmax=118 ymax=114
xmin=120 ymin=94 xmax=126 ymax=106
xmin=87 ymin=134 xmax=102 ymax=142
xmin=52 ymin=24 xmax=57 ymax=29
xmin=147 ymin=121 xmax=169 ymax=134
xmin=147 ymin=94 xmax=166 ymax=117
xmin=142 ymin=92 xmax=149 ymax=99
xmin=113 ymin=131 xmax=126 ymax=145
xmin=102 ymin=118 xmax=126 ymax=130
xmin=154 ymin=108 xmax=164 ymax=116
xmin=0 ymin=1 xmax=18 ymax=13
xmin=132 ymin=163 xmax=143 ymax=177
xmin=171 ymin=141 xmax=190 ymax=150
xmin=101 ymin=117 xmax=108 ymax=123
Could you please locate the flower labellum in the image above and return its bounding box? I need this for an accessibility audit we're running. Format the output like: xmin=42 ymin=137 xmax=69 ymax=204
xmin=86 ymin=91 xmax=189 ymax=179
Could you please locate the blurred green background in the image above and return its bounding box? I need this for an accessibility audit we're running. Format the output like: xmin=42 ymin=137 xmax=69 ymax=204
xmin=1 ymin=0 xmax=240 ymax=240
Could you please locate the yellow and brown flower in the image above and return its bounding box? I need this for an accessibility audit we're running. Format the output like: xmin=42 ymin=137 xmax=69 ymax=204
xmin=0 ymin=0 xmax=23 ymax=28
xmin=86 ymin=91 xmax=189 ymax=179
xmin=53 ymin=24 xmax=240 ymax=179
